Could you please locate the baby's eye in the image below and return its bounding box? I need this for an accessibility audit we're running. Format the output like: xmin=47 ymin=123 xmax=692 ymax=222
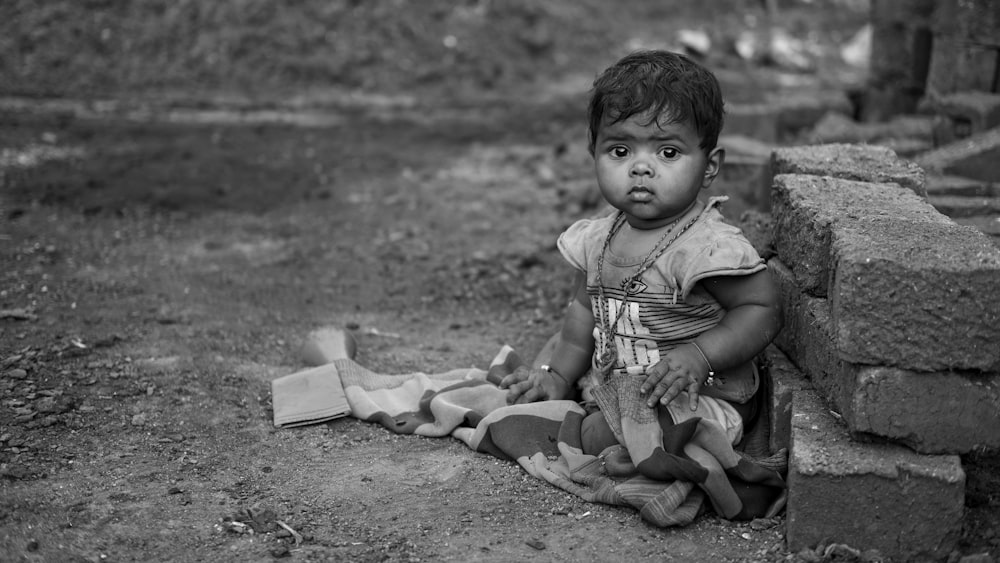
xmin=658 ymin=147 xmax=679 ymax=159
xmin=609 ymin=145 xmax=629 ymax=158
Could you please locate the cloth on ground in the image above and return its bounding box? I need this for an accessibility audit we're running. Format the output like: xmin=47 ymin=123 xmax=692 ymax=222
xmin=274 ymin=345 xmax=787 ymax=527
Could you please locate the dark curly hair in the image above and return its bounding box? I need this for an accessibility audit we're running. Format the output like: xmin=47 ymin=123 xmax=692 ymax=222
xmin=587 ymin=50 xmax=724 ymax=155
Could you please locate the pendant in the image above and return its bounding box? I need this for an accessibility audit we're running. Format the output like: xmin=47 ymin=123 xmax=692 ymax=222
xmin=598 ymin=348 xmax=616 ymax=378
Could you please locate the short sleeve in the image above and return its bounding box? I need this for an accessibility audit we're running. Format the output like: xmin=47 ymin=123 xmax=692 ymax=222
xmin=677 ymin=234 xmax=765 ymax=294
xmin=556 ymin=216 xmax=616 ymax=273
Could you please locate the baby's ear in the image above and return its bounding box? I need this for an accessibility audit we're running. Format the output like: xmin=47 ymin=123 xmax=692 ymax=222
xmin=701 ymin=147 xmax=725 ymax=189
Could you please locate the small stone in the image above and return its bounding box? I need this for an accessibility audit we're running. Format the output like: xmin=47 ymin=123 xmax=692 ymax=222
xmin=167 ymin=487 xmax=183 ymax=495
xmin=525 ymin=539 xmax=546 ymax=550
xmin=270 ymin=545 xmax=290 ymax=558
xmin=131 ymin=414 xmax=147 ymax=426
xmin=8 ymin=369 xmax=27 ymax=379
xmin=957 ymin=553 xmax=995 ymax=563
xmin=749 ymin=517 xmax=778 ymax=531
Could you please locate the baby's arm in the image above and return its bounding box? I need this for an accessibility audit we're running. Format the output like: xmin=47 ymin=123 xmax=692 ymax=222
xmin=640 ymin=269 xmax=782 ymax=409
xmin=501 ymin=272 xmax=595 ymax=404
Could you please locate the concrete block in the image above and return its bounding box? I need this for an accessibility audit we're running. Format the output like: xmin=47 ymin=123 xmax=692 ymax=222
xmin=917 ymin=127 xmax=1000 ymax=183
xmin=771 ymin=258 xmax=1000 ymax=454
xmin=931 ymin=91 xmax=1000 ymax=138
xmin=771 ymin=174 xmax=947 ymax=296
xmin=712 ymin=135 xmax=774 ymax=216
xmin=765 ymin=90 xmax=854 ymax=139
xmin=926 ymin=174 xmax=1000 ymax=198
xmin=926 ymin=0 xmax=1000 ymax=96
xmin=929 ymin=194 xmax=1000 ymax=218
xmin=734 ymin=209 xmax=775 ymax=259
xmin=786 ymin=383 xmax=965 ymax=562
xmin=807 ymin=112 xmax=939 ymax=147
xmin=763 ymin=345 xmax=810 ymax=455
xmin=954 ymin=215 xmax=1000 ymax=240
xmin=832 ymin=217 xmax=1000 ymax=372
xmin=771 ymin=143 xmax=927 ymax=197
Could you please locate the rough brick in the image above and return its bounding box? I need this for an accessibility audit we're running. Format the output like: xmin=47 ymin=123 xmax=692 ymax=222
xmin=771 ymin=258 xmax=1000 ymax=454
xmin=766 ymin=90 xmax=853 ymax=138
xmin=954 ymin=215 xmax=1000 ymax=240
xmin=709 ymin=135 xmax=774 ymax=217
xmin=786 ymin=383 xmax=964 ymax=562
xmin=926 ymin=0 xmax=1000 ymax=96
xmin=807 ymin=112 xmax=939 ymax=150
xmin=929 ymin=194 xmax=1000 ymax=218
xmin=917 ymin=126 xmax=1000 ymax=183
xmin=734 ymin=209 xmax=774 ymax=259
xmin=864 ymin=0 xmax=936 ymax=119
xmin=771 ymin=174 xmax=947 ymax=296
xmin=763 ymin=345 xmax=809 ymax=455
xmin=930 ymin=91 xmax=1000 ymax=138
xmin=771 ymin=143 xmax=927 ymax=197
xmin=926 ymin=174 xmax=1000 ymax=197
xmin=831 ymin=217 xmax=1000 ymax=372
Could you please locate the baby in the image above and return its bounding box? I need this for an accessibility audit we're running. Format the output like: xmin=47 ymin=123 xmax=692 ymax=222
xmin=501 ymin=50 xmax=782 ymax=460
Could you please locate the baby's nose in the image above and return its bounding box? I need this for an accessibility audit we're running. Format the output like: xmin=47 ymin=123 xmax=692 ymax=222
xmin=630 ymin=160 xmax=654 ymax=177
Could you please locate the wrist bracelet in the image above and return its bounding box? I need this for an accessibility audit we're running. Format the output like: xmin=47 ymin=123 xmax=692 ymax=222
xmin=689 ymin=342 xmax=716 ymax=387
xmin=539 ymin=364 xmax=571 ymax=386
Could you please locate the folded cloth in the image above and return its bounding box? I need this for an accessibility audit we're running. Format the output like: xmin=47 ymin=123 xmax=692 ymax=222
xmin=271 ymin=362 xmax=351 ymax=428
xmin=271 ymin=345 xmax=787 ymax=526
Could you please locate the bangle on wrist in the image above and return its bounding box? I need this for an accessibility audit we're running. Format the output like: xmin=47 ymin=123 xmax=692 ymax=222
xmin=689 ymin=342 xmax=715 ymax=387
xmin=539 ymin=364 xmax=571 ymax=386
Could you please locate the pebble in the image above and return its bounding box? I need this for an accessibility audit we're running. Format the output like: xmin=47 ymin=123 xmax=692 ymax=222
xmin=525 ymin=539 xmax=546 ymax=550
xmin=131 ymin=414 xmax=147 ymax=426
xmin=8 ymin=369 xmax=28 ymax=379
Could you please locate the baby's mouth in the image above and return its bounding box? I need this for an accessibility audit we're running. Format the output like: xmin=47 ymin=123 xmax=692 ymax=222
xmin=628 ymin=186 xmax=653 ymax=201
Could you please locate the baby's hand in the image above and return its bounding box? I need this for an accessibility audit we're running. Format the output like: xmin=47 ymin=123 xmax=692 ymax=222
xmin=639 ymin=344 xmax=710 ymax=410
xmin=499 ymin=365 xmax=570 ymax=405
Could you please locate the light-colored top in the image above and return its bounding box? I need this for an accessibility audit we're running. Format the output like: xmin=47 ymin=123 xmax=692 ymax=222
xmin=557 ymin=197 xmax=765 ymax=404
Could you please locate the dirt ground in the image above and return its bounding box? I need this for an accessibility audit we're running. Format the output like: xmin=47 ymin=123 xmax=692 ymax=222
xmin=2 ymin=2 xmax=999 ymax=562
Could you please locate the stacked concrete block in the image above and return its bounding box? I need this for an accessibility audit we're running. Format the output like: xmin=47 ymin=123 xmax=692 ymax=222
xmin=771 ymin=258 xmax=1000 ymax=454
xmin=925 ymin=91 xmax=1000 ymax=140
xmin=917 ymin=126 xmax=1000 ymax=183
xmin=770 ymin=157 xmax=1000 ymax=451
xmin=770 ymin=142 xmax=1000 ymax=558
xmin=771 ymin=174 xmax=946 ymax=297
xmin=725 ymin=90 xmax=852 ymax=144
xmin=711 ymin=135 xmax=775 ymax=217
xmin=767 ymin=346 xmax=965 ymax=562
xmin=925 ymin=0 xmax=1000 ymax=98
xmin=864 ymin=0 xmax=937 ymax=120
xmin=770 ymin=143 xmax=927 ymax=197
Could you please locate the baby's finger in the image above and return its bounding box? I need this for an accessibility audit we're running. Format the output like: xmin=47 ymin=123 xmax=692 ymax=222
xmin=656 ymin=377 xmax=689 ymax=407
xmin=514 ymin=385 xmax=545 ymax=405
xmin=498 ymin=369 xmax=529 ymax=390
xmin=647 ymin=376 xmax=679 ymax=407
xmin=687 ymin=384 xmax=701 ymax=411
xmin=639 ymin=368 xmax=666 ymax=396
xmin=505 ymin=381 xmax=530 ymax=404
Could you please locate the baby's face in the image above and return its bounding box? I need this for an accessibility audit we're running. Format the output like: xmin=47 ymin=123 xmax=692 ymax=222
xmin=593 ymin=110 xmax=721 ymax=230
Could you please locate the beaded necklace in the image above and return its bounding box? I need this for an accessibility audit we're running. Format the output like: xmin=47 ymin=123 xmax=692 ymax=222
xmin=594 ymin=210 xmax=702 ymax=378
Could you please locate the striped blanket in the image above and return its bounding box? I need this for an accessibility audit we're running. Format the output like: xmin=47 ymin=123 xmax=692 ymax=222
xmin=336 ymin=346 xmax=786 ymax=527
